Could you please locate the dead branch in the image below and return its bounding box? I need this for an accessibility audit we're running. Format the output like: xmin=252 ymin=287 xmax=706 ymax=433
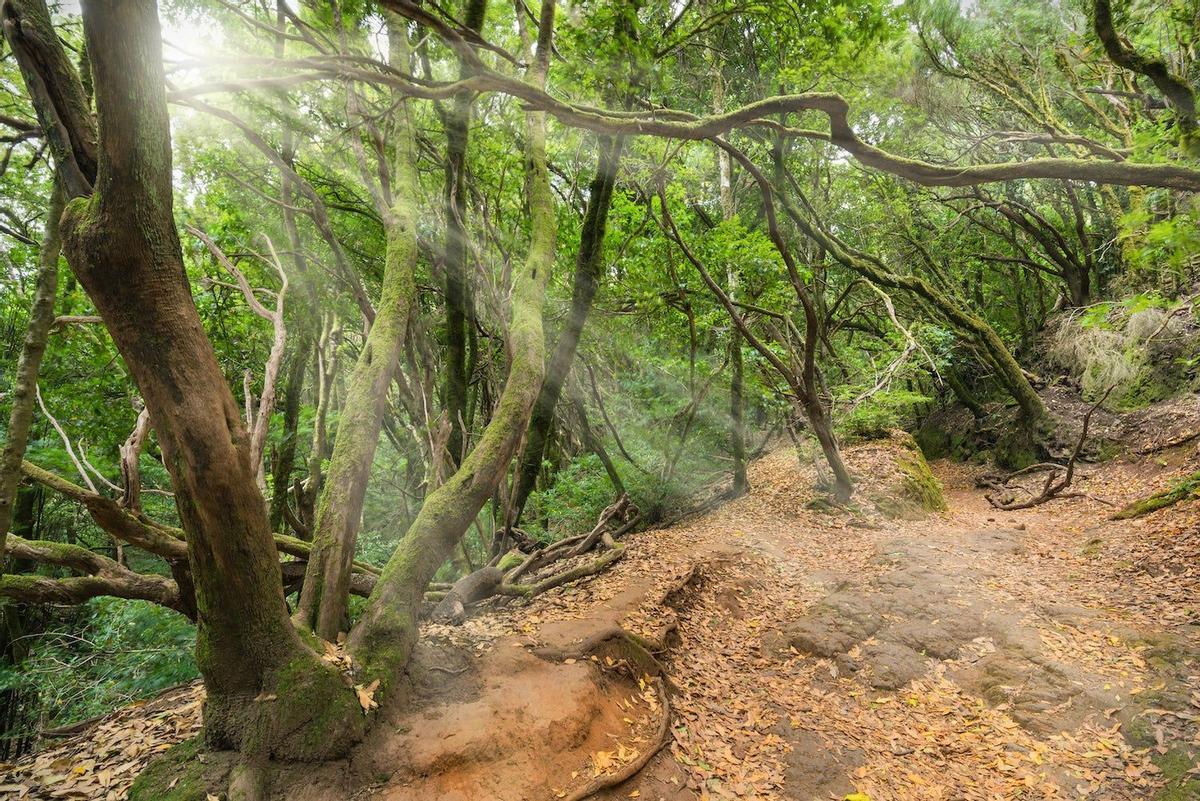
xmin=36 ymin=384 xmax=97 ymax=493
xmin=985 ymin=387 xmax=1114 ymax=510
xmin=49 ymin=314 xmax=103 ymax=330
xmin=119 ymin=405 xmax=152 ymax=511
xmin=429 ymin=496 xmax=638 ymax=623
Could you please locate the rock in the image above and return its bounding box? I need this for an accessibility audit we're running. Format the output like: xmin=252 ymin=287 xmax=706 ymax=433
xmin=859 ymin=641 xmax=929 ymax=690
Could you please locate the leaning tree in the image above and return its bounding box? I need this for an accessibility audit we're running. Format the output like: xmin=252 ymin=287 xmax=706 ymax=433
xmin=1 ymin=0 xmax=1198 ymax=796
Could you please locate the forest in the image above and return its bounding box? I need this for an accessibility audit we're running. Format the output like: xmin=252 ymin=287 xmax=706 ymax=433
xmin=0 ymin=0 xmax=1198 ymax=798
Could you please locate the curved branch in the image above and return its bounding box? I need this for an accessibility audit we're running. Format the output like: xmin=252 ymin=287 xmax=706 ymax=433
xmin=174 ymin=55 xmax=1200 ymax=190
xmin=1093 ymin=0 xmax=1196 ymax=139
xmin=21 ymin=460 xmax=189 ymax=560
xmin=1 ymin=534 xmax=184 ymax=612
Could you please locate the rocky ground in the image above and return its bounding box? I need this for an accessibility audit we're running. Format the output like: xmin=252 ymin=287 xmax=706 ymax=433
xmin=3 ymin=424 xmax=1199 ymax=801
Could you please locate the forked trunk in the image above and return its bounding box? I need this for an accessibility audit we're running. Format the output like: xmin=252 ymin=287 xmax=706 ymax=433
xmin=8 ymin=0 xmax=361 ymax=759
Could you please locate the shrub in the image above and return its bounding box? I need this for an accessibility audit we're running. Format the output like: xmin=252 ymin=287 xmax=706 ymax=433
xmin=1 ymin=598 xmax=197 ymax=728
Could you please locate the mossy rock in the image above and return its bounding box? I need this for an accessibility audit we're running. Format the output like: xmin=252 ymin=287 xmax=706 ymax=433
xmin=896 ymin=432 xmax=948 ymax=512
xmin=128 ymin=737 xmax=230 ymax=801
xmin=913 ymin=424 xmax=950 ymax=460
xmin=871 ymin=432 xmax=948 ymax=518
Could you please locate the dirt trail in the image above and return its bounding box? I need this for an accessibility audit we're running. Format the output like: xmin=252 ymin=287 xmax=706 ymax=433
xmin=354 ymin=438 xmax=1199 ymax=801
xmin=4 ymin=437 xmax=1198 ymax=801
xmin=623 ymin=447 xmax=1200 ymax=801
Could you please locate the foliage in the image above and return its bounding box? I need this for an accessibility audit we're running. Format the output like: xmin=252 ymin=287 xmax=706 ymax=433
xmin=836 ymin=390 xmax=932 ymax=442
xmin=1 ymin=0 xmax=1198 ymax=758
xmin=0 ymin=600 xmax=196 ymax=728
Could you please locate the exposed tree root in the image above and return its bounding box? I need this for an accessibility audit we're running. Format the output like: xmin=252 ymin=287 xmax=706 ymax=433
xmin=533 ymin=623 xmax=673 ymax=684
xmin=983 ymin=387 xmax=1112 ymax=510
xmin=227 ymin=754 xmax=268 ymax=801
xmin=562 ymin=676 xmax=672 ymax=801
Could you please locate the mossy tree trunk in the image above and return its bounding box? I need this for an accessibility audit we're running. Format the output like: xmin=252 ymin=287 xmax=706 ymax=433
xmin=348 ymin=0 xmax=557 ymax=690
xmin=0 ymin=179 xmax=62 ymax=566
xmin=295 ymin=13 xmax=419 ymax=641
xmin=268 ymin=335 xmax=311 ymax=533
xmin=9 ymin=0 xmax=361 ymax=759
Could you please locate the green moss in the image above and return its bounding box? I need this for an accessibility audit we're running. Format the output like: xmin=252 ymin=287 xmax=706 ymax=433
xmin=265 ymin=654 xmax=365 ymax=759
xmin=993 ymin=426 xmax=1042 ymax=471
xmin=128 ymin=738 xmax=210 ymax=801
xmin=914 ymin=425 xmax=950 ymax=460
xmin=894 ymin=434 xmax=947 ymax=513
xmin=1153 ymin=748 xmax=1200 ymax=801
xmin=496 ymin=550 xmax=525 ymax=571
xmin=1112 ymin=470 xmax=1200 ymax=520
xmin=1118 ymin=370 xmax=1173 ymax=410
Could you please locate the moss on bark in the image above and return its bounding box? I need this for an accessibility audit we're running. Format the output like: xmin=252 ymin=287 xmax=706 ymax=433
xmin=128 ymin=738 xmax=214 ymax=801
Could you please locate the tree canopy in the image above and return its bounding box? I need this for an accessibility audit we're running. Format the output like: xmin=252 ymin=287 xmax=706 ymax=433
xmin=0 ymin=0 xmax=1197 ymax=795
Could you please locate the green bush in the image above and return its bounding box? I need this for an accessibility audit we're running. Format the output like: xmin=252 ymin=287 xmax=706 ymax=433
xmin=836 ymin=390 xmax=930 ymax=442
xmin=525 ymin=454 xmax=617 ymax=541
xmin=0 ymin=598 xmax=197 ymax=728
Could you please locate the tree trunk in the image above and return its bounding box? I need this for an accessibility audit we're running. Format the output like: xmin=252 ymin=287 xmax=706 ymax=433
xmin=348 ymin=0 xmax=557 ymax=691
xmin=11 ymin=0 xmax=360 ymax=759
xmin=296 ymin=16 xmax=419 ymax=641
xmin=511 ymin=135 xmax=623 ymax=522
xmin=946 ymin=370 xmax=987 ymax=420
xmin=268 ymin=336 xmax=310 ymax=532
xmin=804 ymin=397 xmax=853 ymax=502
xmin=0 ymin=180 xmax=62 ymax=566
xmin=716 ymin=126 xmax=748 ymax=496
xmin=442 ymin=0 xmax=489 ymax=467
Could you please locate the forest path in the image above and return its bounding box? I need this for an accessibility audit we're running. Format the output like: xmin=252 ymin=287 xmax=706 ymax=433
xmin=4 ymin=441 xmax=1198 ymax=801
xmin=576 ymin=444 xmax=1200 ymax=801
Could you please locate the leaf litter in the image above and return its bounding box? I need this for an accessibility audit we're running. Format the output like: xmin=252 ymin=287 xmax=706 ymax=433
xmin=2 ymin=436 xmax=1198 ymax=800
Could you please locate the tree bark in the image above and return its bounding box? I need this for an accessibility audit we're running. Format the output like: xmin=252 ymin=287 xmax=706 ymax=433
xmin=511 ymin=134 xmax=624 ymax=522
xmin=296 ymin=13 xmax=419 ymax=641
xmin=11 ymin=0 xmax=360 ymax=759
xmin=442 ymin=0 xmax=489 ymax=467
xmin=348 ymin=0 xmax=557 ymax=691
xmin=268 ymin=337 xmax=310 ymax=532
xmin=0 ymin=179 xmax=62 ymax=569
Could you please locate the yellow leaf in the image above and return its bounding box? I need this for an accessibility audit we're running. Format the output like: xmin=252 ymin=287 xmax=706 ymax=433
xmin=843 ymin=794 xmax=871 ymax=801
xmin=592 ymin=750 xmax=615 ymax=775
xmin=355 ymin=679 xmax=380 ymax=712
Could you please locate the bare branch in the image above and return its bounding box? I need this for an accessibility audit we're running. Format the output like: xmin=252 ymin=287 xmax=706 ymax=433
xmin=35 ymin=384 xmax=97 ymax=493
